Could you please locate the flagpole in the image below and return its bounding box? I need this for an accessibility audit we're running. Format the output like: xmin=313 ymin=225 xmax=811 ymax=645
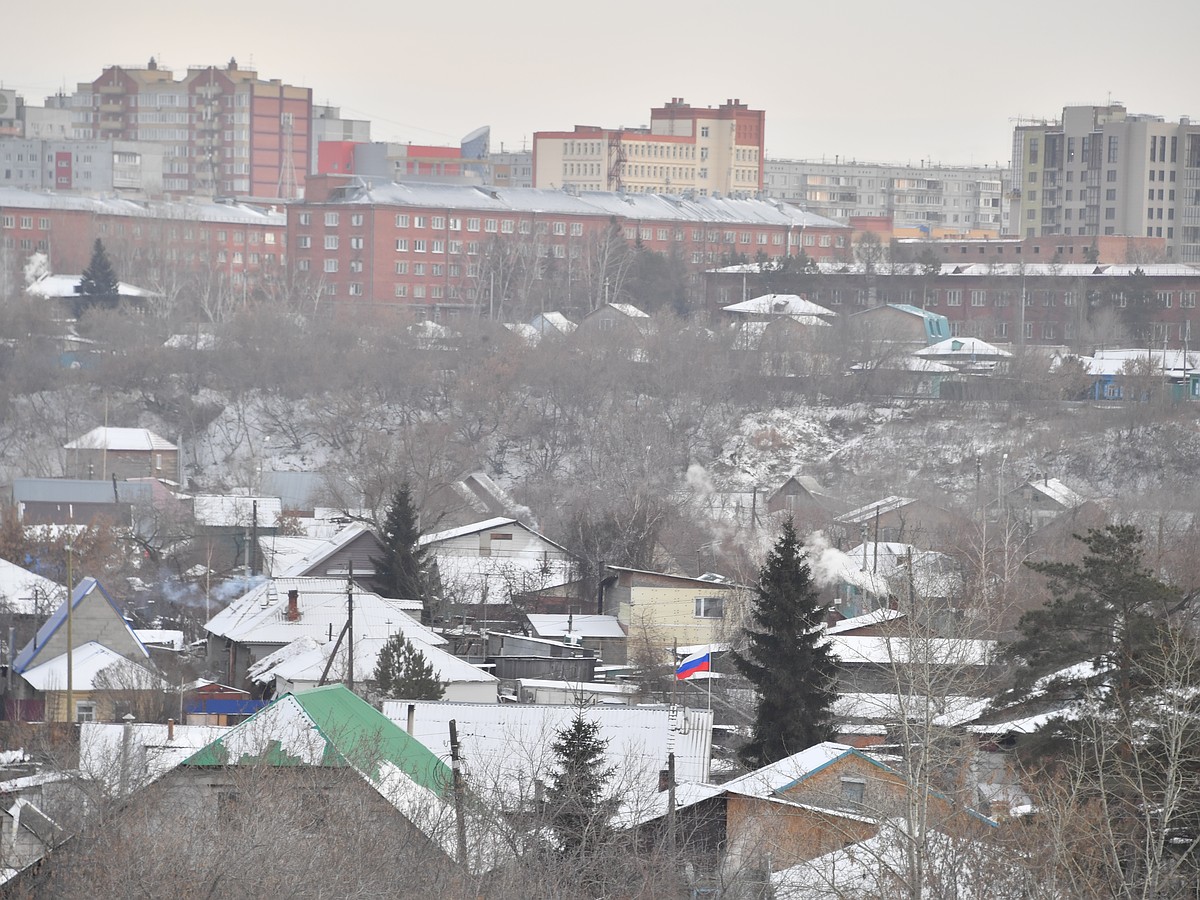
xmin=707 ymin=645 xmax=712 ymax=712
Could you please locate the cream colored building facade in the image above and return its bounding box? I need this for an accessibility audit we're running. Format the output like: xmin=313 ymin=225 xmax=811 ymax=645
xmin=607 ymin=566 xmax=746 ymax=648
xmin=1012 ymin=104 xmax=1200 ymax=262
xmin=534 ymin=98 xmax=765 ymax=197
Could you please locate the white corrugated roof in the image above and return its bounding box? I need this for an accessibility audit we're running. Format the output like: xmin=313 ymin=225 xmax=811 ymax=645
xmin=723 ymin=293 xmax=836 ymax=318
xmin=20 ymin=641 xmax=165 ymax=692
xmin=0 ymin=559 xmax=63 ymax=616
xmin=64 ymin=426 xmax=176 ymax=452
xmin=191 ymin=495 xmax=282 ymax=528
xmin=525 ymin=614 xmax=625 ymax=639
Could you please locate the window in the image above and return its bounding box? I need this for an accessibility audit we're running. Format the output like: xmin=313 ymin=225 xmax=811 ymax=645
xmin=297 ymin=236 xmax=311 ymax=249
xmin=448 ymin=217 xmax=461 ymax=231
xmin=350 ymin=237 xmax=364 ymax=250
xmin=1183 ymin=292 xmax=1197 ymax=309
xmin=324 ymin=212 xmax=339 ymax=227
xmin=323 ymin=259 xmax=338 ymax=273
xmin=394 ymin=284 xmax=408 ymax=297
xmin=840 ymin=778 xmax=866 ymax=805
xmin=298 ymin=213 xmax=311 ymax=226
xmin=395 ymin=261 xmax=408 ymax=274
xmin=351 ymin=214 xmax=363 ymax=226
xmin=414 ymin=216 xmax=426 ymax=228
xmin=349 ymin=259 xmax=362 ymax=273
xmin=395 ymin=214 xmax=409 ymax=227
xmin=75 ymin=701 xmax=96 ymax=723
xmin=971 ymin=290 xmax=987 ymax=307
xmin=324 ymin=235 xmax=339 ymax=250
xmin=348 ymin=283 xmax=363 ymax=296
xmin=413 ymin=239 xmax=426 ymax=253
xmin=946 ymin=289 xmax=962 ymax=306
xmin=395 ymin=238 xmax=408 ymax=251
xmin=1158 ymin=291 xmax=1173 ymax=308
xmin=694 ymin=596 xmax=724 ymax=619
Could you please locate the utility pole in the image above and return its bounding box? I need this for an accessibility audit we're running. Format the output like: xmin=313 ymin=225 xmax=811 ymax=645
xmin=666 ymin=751 xmax=677 ymax=859
xmin=65 ymin=532 xmax=73 ymax=724
xmin=346 ymin=561 xmax=355 ymax=691
xmin=449 ymin=720 xmax=469 ymax=867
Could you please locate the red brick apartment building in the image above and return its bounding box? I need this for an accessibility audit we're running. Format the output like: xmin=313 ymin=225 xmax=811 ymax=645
xmin=69 ymin=59 xmax=311 ymax=199
xmin=0 ymin=187 xmax=285 ymax=287
xmin=291 ymin=175 xmax=849 ymax=315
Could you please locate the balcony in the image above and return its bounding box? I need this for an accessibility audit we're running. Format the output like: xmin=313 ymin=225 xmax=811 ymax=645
xmin=99 ymin=102 xmax=123 ymax=114
xmin=98 ymin=84 xmax=125 ymax=95
xmin=98 ymin=118 xmax=123 ymax=131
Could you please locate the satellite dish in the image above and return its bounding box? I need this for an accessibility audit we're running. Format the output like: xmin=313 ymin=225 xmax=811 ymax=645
xmin=0 ymin=93 xmax=9 ymax=116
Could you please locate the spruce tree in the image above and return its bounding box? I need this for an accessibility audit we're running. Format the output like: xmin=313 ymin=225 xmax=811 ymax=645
xmin=372 ymin=484 xmax=427 ymax=616
xmin=372 ymin=633 xmax=444 ymax=699
xmin=545 ymin=710 xmax=616 ymax=855
xmin=733 ymin=518 xmax=837 ymax=768
xmin=79 ymin=239 xmax=119 ymax=305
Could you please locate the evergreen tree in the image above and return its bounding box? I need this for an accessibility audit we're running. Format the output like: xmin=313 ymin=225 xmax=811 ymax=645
xmin=545 ymin=710 xmax=616 ymax=856
xmin=372 ymin=633 xmax=444 ymax=699
xmin=1006 ymin=525 xmax=1182 ymax=717
xmin=733 ymin=518 xmax=837 ymax=768
xmin=372 ymin=484 xmax=427 ymax=615
xmin=79 ymin=239 xmax=119 ymax=310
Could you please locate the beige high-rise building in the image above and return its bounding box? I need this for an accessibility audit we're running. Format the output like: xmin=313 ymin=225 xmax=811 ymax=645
xmin=1012 ymin=104 xmax=1200 ymax=262
xmin=533 ymin=98 xmax=764 ymax=197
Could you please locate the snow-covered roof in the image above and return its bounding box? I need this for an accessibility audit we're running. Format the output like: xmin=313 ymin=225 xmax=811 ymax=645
xmin=0 ymin=187 xmax=286 ymax=226
xmin=79 ymin=721 xmax=230 ymax=794
xmin=383 ymin=699 xmax=713 ymax=798
xmin=0 ymin=559 xmax=63 ymax=616
xmin=26 ymin=274 xmax=160 ymax=300
xmin=273 ymin=522 xmax=379 ymax=577
xmin=63 ymin=426 xmax=176 ymax=452
xmin=605 ymin=302 xmax=650 ymax=319
xmin=531 ymin=311 xmax=576 ymax=333
xmin=721 ymin=741 xmax=887 ymax=798
xmin=825 ymin=608 xmax=906 ymax=635
xmin=419 ymin=516 xmax=519 ymax=546
xmin=833 ymin=692 xmax=991 ymax=728
xmin=133 ymin=629 xmax=184 ymax=651
xmin=250 ymin=632 xmax=492 ymax=688
xmin=503 ymin=323 xmax=541 ymax=345
xmin=1020 ymin=477 xmax=1085 ymax=508
xmin=204 ymin=577 xmax=425 ymax=644
xmin=915 ymin=337 xmax=1013 ymax=359
xmin=191 ymin=494 xmax=283 ymax=528
xmin=524 ymin=614 xmax=625 ymax=640
xmin=723 ymin=293 xmax=837 ymax=318
xmin=828 ymin=635 xmax=996 ymax=667
xmin=20 ymin=641 xmax=165 ymax=692
xmin=849 ymin=357 xmax=957 ymax=374
xmin=1077 ymin=347 xmax=1200 ymax=378
xmin=835 ymin=496 xmax=918 ymax=525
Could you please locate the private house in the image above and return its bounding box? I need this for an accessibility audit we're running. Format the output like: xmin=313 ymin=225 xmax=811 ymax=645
xmin=183 ymin=681 xmax=262 ymax=725
xmin=11 ymin=477 xmax=155 ymax=527
xmin=630 ymin=741 xmax=994 ymax=890
xmin=605 ymin=566 xmax=746 ymax=648
xmin=832 ymin=495 xmax=967 ymax=547
xmin=721 ymin=293 xmax=837 ymax=324
xmin=384 ymin=699 xmax=712 ymax=797
xmin=6 ymin=577 xmax=157 ymax=722
xmin=522 ymin=613 xmax=627 ymax=665
xmin=1001 ymin=476 xmax=1087 ymax=531
xmin=202 ymin=577 xmax=425 ymax=687
xmin=530 ymin=311 xmax=576 ymax=337
xmin=914 ymin=336 xmax=1013 ymax=374
xmin=265 ymin=521 xmax=384 ymax=581
xmin=189 ymin=494 xmax=283 ymax=575
xmin=827 ymin=633 xmax=997 ymax=694
xmin=425 ymin=472 xmax=526 ymax=529
xmin=578 ymin=302 xmax=651 ymax=338
xmin=248 ymin=631 xmax=498 ymax=703
xmin=26 ymin=272 xmax=160 ymax=319
xmin=420 ymin=517 xmax=576 ymax=619
xmin=1074 ymin=348 xmax=1200 ymax=401
xmin=764 ymin=472 xmax=843 ymax=532
xmin=848 ymin=303 xmax=951 ymax=348
xmin=831 ymin=542 xmax=964 ymax=618
xmin=63 ymin=427 xmax=178 ymax=482
xmin=17 ymin=687 xmax=472 ymax=894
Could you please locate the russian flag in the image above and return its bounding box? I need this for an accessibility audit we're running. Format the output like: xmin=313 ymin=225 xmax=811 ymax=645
xmin=676 ymin=650 xmax=711 ymax=680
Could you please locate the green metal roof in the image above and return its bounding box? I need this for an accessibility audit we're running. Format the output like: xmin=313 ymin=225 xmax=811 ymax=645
xmin=183 ymin=684 xmax=451 ymax=795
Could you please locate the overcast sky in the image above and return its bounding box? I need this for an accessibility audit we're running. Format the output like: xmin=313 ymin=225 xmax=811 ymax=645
xmin=4 ymin=0 xmax=1196 ymax=168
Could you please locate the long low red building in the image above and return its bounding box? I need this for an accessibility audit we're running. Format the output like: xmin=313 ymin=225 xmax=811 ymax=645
xmin=289 ymin=175 xmax=850 ymax=318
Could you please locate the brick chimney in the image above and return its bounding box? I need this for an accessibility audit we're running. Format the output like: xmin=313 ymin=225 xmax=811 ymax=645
xmin=286 ymin=589 xmax=300 ymax=622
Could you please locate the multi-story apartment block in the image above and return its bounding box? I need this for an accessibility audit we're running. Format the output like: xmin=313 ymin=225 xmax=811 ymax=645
xmin=705 ymin=261 xmax=1200 ymax=350
xmin=0 ymin=139 xmax=164 ymax=195
xmin=0 ymin=187 xmax=285 ymax=292
xmin=310 ymin=106 xmax=371 ymax=174
xmin=66 ymin=57 xmax=311 ymax=199
xmin=534 ymin=98 xmax=765 ymax=197
xmin=764 ymin=159 xmax=1008 ymax=235
xmin=489 ymin=150 xmax=533 ymax=189
xmin=291 ymin=175 xmax=846 ymax=316
xmin=1012 ymin=104 xmax=1200 ymax=263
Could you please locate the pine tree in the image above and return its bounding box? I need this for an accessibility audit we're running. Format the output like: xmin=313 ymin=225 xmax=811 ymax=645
xmin=545 ymin=710 xmax=616 ymax=856
xmin=372 ymin=633 xmax=444 ymax=699
xmin=79 ymin=239 xmax=119 ymax=301
xmin=1006 ymin=525 xmax=1181 ymax=717
xmin=733 ymin=518 xmax=837 ymax=768
xmin=372 ymin=485 xmax=427 ymax=616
